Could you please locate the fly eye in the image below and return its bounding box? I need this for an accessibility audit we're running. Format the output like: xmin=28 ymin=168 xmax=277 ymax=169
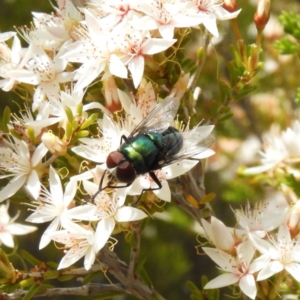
xmin=106 ymin=151 xmax=124 ymax=168
xmin=116 ymin=161 xmax=136 ymax=183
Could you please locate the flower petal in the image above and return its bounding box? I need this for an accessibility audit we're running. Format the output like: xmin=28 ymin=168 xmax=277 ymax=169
xmin=204 ymin=273 xmax=239 ymax=289
xmin=39 ymin=217 xmax=60 ymax=249
xmin=84 ymin=246 xmax=96 ymax=270
xmin=58 ymin=244 xmax=88 ymax=270
xmin=8 ymin=223 xmax=37 ymax=235
xmin=285 ymin=263 xmax=300 ymax=282
xmin=239 ymin=274 xmax=257 ymax=299
xmin=211 ymin=216 xmax=235 ymax=252
xmin=257 ymin=261 xmax=284 ymax=281
xmin=128 ymin=55 xmax=144 ymax=88
xmin=26 ymin=170 xmax=40 ymax=199
xmin=0 ymin=175 xmax=26 ymax=202
xmin=202 ymin=247 xmax=236 ymax=272
xmin=115 ymin=206 xmax=147 ymax=222
xmin=95 ymin=218 xmax=115 ymax=252
xmin=63 ymin=180 xmax=77 ymax=207
xmin=0 ymin=233 xmax=14 ymax=248
xmin=49 ymin=166 xmax=63 ymax=202
xmin=154 ymin=180 xmax=171 ymax=202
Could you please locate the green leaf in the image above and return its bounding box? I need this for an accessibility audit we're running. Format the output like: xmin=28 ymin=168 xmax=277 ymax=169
xmin=43 ymin=270 xmax=59 ymax=280
xmin=186 ymin=281 xmax=203 ymax=300
xmin=235 ymin=84 xmax=257 ymax=100
xmin=65 ymin=106 xmax=73 ymax=123
xmin=295 ymin=87 xmax=300 ymax=104
xmin=20 ymin=250 xmax=41 ymax=266
xmin=82 ymin=271 xmax=103 ymax=285
xmin=283 ymin=174 xmax=300 ymax=197
xmin=2 ymin=106 xmax=11 ymax=133
xmin=137 ymin=266 xmax=152 ymax=286
xmin=80 ymin=113 xmax=99 ymax=129
xmin=207 ymin=288 xmax=219 ymax=300
xmin=186 ymin=281 xmax=200 ymax=293
xmin=217 ymin=112 xmax=234 ymax=123
xmin=218 ymin=81 xmax=232 ymax=103
xmin=135 ymin=253 xmax=147 ymax=273
xmin=0 ymin=283 xmax=19 ymax=293
xmin=275 ymin=37 xmax=300 ymax=54
xmin=279 ymin=11 xmax=300 ymax=39
xmin=46 ymin=261 xmax=59 ymax=269
xmin=201 ymin=275 xmax=208 ymax=288
xmin=21 ymin=284 xmax=42 ymax=300
xmin=57 ymin=275 xmax=74 ymax=281
xmin=74 ymin=130 xmax=90 ymax=138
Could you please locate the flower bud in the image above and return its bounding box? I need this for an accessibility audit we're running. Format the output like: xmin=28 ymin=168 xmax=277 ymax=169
xmin=41 ymin=132 xmax=67 ymax=156
xmin=223 ymin=0 xmax=238 ymax=13
xmin=254 ymin=0 xmax=271 ymax=31
xmin=288 ymin=200 xmax=300 ymax=237
xmin=103 ymin=76 xmax=121 ymax=113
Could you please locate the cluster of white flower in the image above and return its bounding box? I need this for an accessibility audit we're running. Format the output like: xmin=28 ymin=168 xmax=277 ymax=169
xmin=244 ymin=121 xmax=300 ymax=175
xmin=3 ymin=1 xmax=300 ymax=299
xmin=0 ymin=0 xmax=237 ymax=271
xmin=201 ymin=194 xmax=300 ymax=299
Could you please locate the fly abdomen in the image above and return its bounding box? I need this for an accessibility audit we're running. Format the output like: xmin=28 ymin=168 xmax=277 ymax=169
xmin=159 ymin=127 xmax=183 ymax=160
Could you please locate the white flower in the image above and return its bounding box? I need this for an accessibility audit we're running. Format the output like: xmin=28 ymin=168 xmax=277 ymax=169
xmin=49 ymin=219 xmax=98 ymax=270
xmin=27 ymin=88 xmax=109 ymax=131
xmin=117 ymin=83 xmax=157 ymax=125
xmin=244 ymin=121 xmax=300 ymax=174
xmin=204 ymin=240 xmax=269 ymax=300
xmin=61 ymin=9 xmax=127 ymax=92
xmin=0 ymin=136 xmax=48 ymax=201
xmin=117 ymin=27 xmax=176 ymax=87
xmin=21 ymin=1 xmax=82 ymax=52
xmin=234 ymin=195 xmax=289 ymax=238
xmin=244 ymin=136 xmax=288 ymax=174
xmin=132 ymin=0 xmax=202 ymax=39
xmin=250 ymin=224 xmax=300 ymax=282
xmin=0 ymin=31 xmax=16 ymax=42
xmin=72 ymin=114 xmax=131 ymax=164
xmin=7 ymin=42 xmax=74 ymax=111
xmin=26 ymin=166 xmax=77 ymax=249
xmin=201 ymin=216 xmax=245 ymax=254
xmin=92 ymin=0 xmax=142 ymax=32
xmin=0 ymin=201 xmax=37 ymax=248
xmin=65 ymin=181 xmax=147 ymax=252
xmin=128 ymin=159 xmax=199 ymax=202
xmin=0 ymin=35 xmax=27 ymax=91
xmin=188 ymin=0 xmax=241 ymax=37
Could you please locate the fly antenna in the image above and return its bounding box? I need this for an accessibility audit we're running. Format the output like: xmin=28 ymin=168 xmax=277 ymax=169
xmin=91 ymin=168 xmax=107 ymax=202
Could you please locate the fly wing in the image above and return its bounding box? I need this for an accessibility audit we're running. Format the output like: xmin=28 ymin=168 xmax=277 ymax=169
xmin=129 ymin=97 xmax=180 ymax=137
xmin=159 ymin=125 xmax=215 ymax=166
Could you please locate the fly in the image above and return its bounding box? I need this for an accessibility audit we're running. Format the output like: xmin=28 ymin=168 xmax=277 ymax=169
xmin=93 ymin=97 xmax=214 ymax=200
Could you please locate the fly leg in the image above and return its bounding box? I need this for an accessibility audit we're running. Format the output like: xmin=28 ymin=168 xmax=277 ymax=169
xmin=148 ymin=171 xmax=162 ymax=191
xmin=90 ymin=169 xmax=108 ymax=202
xmin=91 ymin=169 xmax=131 ymax=202
xmin=135 ymin=171 xmax=162 ymax=204
xmin=120 ymin=135 xmax=129 ymax=144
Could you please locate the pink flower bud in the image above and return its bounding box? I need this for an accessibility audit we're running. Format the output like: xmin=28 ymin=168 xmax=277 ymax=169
xmin=223 ymin=0 xmax=238 ymax=13
xmin=288 ymin=200 xmax=300 ymax=237
xmin=254 ymin=0 xmax=271 ymax=31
